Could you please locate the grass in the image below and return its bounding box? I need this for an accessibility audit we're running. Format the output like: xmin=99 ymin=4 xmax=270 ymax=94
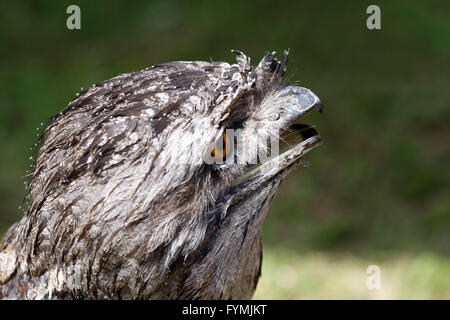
xmin=254 ymin=247 xmax=450 ymax=299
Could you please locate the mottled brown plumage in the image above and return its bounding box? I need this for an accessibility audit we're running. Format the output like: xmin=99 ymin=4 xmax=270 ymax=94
xmin=0 ymin=50 xmax=322 ymax=299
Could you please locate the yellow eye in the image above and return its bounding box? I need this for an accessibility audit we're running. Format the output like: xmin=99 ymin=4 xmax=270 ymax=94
xmin=211 ymin=132 xmax=230 ymax=161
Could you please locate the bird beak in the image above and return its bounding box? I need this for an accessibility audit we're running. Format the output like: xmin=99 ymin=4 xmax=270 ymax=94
xmin=278 ymin=86 xmax=323 ymax=124
xmin=234 ymin=86 xmax=323 ymax=188
xmin=235 ymin=132 xmax=321 ymax=188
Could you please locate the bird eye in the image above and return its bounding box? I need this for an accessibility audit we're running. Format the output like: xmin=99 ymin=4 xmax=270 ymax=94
xmin=211 ymin=132 xmax=230 ymax=162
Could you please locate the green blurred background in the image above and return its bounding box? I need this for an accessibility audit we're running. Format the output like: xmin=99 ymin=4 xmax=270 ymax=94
xmin=1 ymin=0 xmax=449 ymax=299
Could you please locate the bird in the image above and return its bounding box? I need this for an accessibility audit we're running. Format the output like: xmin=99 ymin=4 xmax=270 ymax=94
xmin=0 ymin=50 xmax=322 ymax=299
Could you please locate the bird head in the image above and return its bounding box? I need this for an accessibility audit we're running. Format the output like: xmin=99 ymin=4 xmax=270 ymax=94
xmin=21 ymin=50 xmax=322 ymax=298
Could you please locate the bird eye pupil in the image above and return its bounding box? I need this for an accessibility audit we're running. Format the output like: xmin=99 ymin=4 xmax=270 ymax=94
xmin=211 ymin=132 xmax=229 ymax=161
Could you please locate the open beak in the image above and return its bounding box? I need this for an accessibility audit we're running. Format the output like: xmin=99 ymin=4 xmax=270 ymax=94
xmin=235 ymin=86 xmax=323 ymax=188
